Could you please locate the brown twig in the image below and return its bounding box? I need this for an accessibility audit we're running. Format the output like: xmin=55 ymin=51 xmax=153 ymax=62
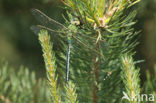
xmin=91 ymin=40 xmax=100 ymax=103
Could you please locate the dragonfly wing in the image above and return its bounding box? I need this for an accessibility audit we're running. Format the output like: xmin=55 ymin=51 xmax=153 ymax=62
xmin=72 ymin=35 xmax=105 ymax=59
xmin=31 ymin=25 xmax=66 ymax=35
xmin=31 ymin=8 xmax=68 ymax=30
xmin=30 ymin=25 xmax=42 ymax=35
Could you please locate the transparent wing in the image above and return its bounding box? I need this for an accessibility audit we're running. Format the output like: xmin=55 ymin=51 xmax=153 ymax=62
xmin=72 ymin=35 xmax=105 ymax=59
xmin=30 ymin=25 xmax=66 ymax=36
xmin=30 ymin=25 xmax=104 ymax=59
xmin=31 ymin=8 xmax=68 ymax=30
xmin=30 ymin=9 xmax=104 ymax=58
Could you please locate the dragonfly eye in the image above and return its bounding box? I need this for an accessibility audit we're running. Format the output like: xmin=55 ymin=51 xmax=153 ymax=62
xmin=71 ymin=20 xmax=80 ymax=25
xmin=71 ymin=17 xmax=80 ymax=25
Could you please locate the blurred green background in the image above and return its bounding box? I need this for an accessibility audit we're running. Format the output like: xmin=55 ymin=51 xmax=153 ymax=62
xmin=0 ymin=0 xmax=156 ymax=78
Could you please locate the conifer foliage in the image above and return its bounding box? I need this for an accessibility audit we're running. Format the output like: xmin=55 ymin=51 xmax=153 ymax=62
xmin=2 ymin=0 xmax=156 ymax=103
xmin=38 ymin=30 xmax=78 ymax=103
xmin=33 ymin=0 xmax=141 ymax=103
xmin=121 ymin=55 xmax=140 ymax=103
xmin=0 ymin=61 xmax=52 ymax=103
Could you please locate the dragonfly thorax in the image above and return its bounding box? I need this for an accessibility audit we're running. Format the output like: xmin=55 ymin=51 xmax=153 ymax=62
xmin=68 ymin=24 xmax=78 ymax=34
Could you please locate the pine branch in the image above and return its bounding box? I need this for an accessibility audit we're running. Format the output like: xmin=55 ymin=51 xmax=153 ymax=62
xmin=31 ymin=0 xmax=141 ymax=102
xmin=121 ymin=54 xmax=140 ymax=103
xmin=65 ymin=81 xmax=78 ymax=103
xmin=0 ymin=60 xmax=53 ymax=103
xmin=60 ymin=0 xmax=141 ymax=103
xmin=38 ymin=30 xmax=61 ymax=103
xmin=38 ymin=30 xmax=78 ymax=103
xmin=62 ymin=0 xmax=140 ymax=28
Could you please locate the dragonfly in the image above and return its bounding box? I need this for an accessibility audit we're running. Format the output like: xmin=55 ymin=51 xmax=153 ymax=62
xmin=30 ymin=9 xmax=104 ymax=83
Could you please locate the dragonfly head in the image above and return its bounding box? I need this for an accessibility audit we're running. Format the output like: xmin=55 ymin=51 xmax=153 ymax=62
xmin=71 ymin=18 xmax=80 ymax=26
